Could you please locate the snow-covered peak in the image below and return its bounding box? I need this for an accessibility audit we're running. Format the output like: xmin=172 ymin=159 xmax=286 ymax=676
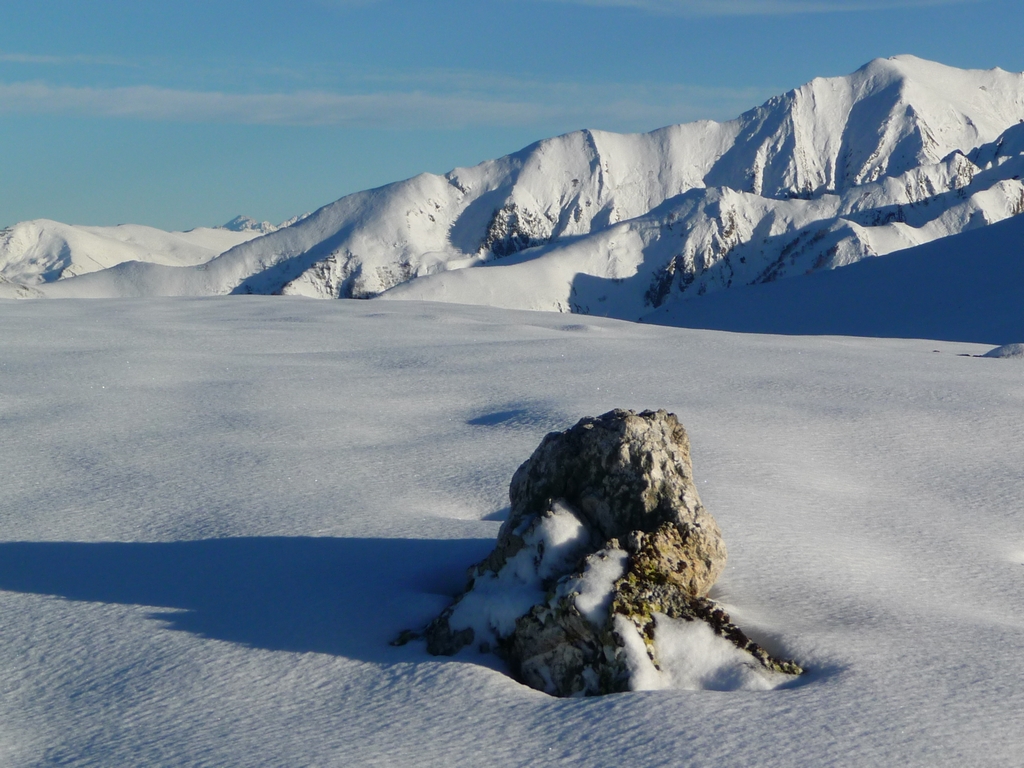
xmin=277 ymin=212 xmax=312 ymax=229
xmin=220 ymin=215 xmax=278 ymax=235
xmin=704 ymin=55 xmax=1024 ymax=200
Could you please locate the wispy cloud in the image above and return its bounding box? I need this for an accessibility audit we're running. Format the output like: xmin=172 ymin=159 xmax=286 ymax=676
xmin=0 ymin=82 xmax=541 ymax=128
xmin=0 ymin=78 xmax=776 ymax=130
xmin=308 ymin=0 xmax=385 ymax=6
xmin=539 ymin=0 xmax=978 ymax=14
xmin=0 ymin=51 xmax=134 ymax=67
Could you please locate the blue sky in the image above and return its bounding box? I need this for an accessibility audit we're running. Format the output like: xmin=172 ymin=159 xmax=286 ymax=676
xmin=2 ymin=0 xmax=1022 ymax=230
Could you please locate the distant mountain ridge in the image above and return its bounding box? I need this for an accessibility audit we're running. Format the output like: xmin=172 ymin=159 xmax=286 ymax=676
xmin=220 ymin=213 xmax=311 ymax=235
xmin=9 ymin=56 xmax=1024 ymax=319
xmin=0 ymin=217 xmax=297 ymax=288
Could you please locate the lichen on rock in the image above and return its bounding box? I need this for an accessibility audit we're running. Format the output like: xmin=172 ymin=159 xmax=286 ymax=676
xmin=404 ymin=408 xmax=803 ymax=696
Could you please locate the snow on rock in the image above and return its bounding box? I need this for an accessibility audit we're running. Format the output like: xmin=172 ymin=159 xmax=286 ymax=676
xmin=420 ymin=501 xmax=594 ymax=655
xmin=384 ymin=134 xmax=1024 ymax=319
xmin=414 ymin=409 xmax=799 ymax=697
xmin=0 ymin=274 xmax=44 ymax=299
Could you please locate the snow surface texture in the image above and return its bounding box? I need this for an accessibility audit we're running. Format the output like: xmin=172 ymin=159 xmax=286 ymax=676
xmin=13 ymin=56 xmax=1024 ymax=322
xmin=1 ymin=297 xmax=1023 ymax=766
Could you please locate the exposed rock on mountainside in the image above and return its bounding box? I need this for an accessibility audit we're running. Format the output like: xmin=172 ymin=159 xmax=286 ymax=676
xmin=481 ymin=203 xmax=553 ymax=258
xmin=407 ymin=409 xmax=801 ymax=696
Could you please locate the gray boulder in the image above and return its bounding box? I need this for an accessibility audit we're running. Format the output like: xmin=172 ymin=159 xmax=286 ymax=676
xmin=500 ymin=408 xmax=727 ymax=595
xmin=405 ymin=409 xmax=801 ymax=696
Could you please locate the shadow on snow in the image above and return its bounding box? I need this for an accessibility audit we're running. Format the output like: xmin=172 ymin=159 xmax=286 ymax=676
xmin=0 ymin=536 xmax=494 ymax=663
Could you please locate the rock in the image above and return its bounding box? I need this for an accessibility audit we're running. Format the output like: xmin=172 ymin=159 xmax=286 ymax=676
xmin=413 ymin=408 xmax=802 ymax=696
xmin=496 ymin=408 xmax=726 ymax=592
xmin=508 ymin=524 xmax=802 ymax=696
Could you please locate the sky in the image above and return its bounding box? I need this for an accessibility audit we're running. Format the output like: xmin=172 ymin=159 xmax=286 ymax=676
xmin=2 ymin=0 xmax=1023 ymax=231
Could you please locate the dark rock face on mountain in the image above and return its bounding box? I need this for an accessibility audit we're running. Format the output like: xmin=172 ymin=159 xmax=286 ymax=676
xmin=407 ymin=409 xmax=802 ymax=696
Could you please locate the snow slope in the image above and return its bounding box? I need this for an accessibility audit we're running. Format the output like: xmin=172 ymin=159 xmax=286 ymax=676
xmin=24 ymin=55 xmax=1024 ymax=316
xmin=0 ymin=219 xmax=276 ymax=287
xmin=637 ymin=206 xmax=1024 ymax=344
xmin=1 ymin=297 xmax=1022 ymax=766
xmin=383 ymin=124 xmax=1024 ymax=320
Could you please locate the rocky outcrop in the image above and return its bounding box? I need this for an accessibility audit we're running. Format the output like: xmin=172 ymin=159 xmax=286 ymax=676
xmin=480 ymin=202 xmax=552 ymax=258
xmin=400 ymin=409 xmax=802 ymax=696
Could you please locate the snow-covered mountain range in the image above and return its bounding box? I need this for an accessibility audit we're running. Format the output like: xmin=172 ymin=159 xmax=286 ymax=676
xmin=0 ymin=216 xmax=301 ymax=295
xmin=7 ymin=56 xmax=1024 ymax=317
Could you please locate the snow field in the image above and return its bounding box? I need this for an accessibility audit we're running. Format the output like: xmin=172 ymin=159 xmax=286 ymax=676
xmin=0 ymin=297 xmax=1022 ymax=766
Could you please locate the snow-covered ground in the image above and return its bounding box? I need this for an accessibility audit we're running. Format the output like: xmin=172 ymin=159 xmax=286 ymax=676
xmin=1 ymin=297 xmax=1021 ymax=766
